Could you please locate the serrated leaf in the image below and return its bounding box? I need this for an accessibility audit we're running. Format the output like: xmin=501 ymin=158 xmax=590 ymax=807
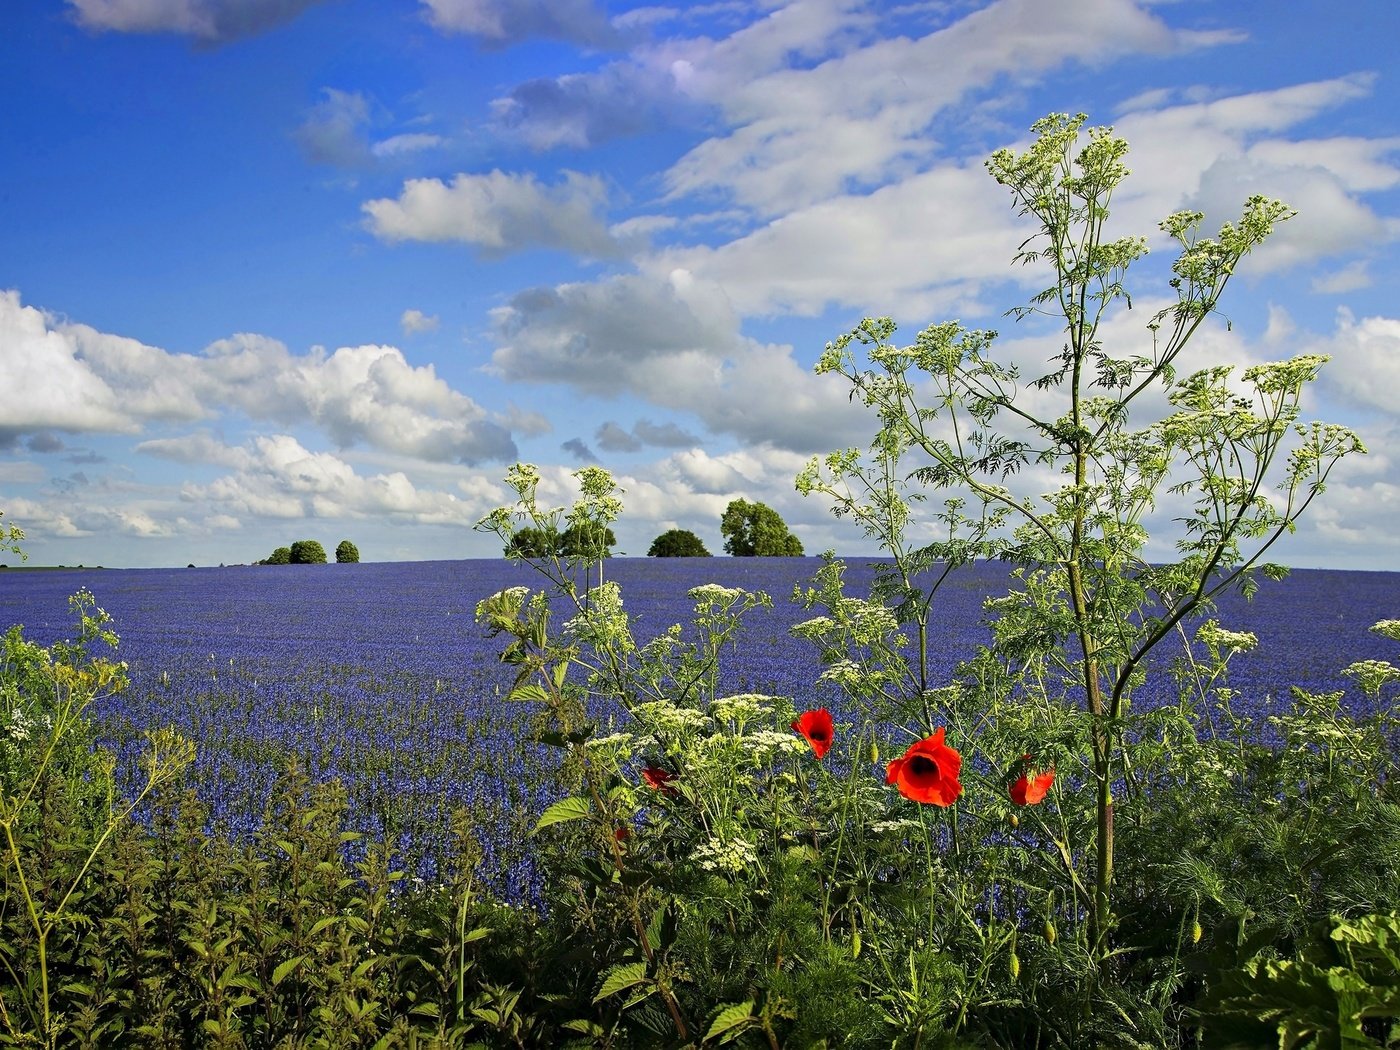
xmin=509 ymin=683 xmax=550 ymax=704
xmin=271 ymin=955 xmax=308 ymax=988
xmin=704 ymin=1000 xmax=755 ymax=1041
xmin=594 ymin=960 xmax=648 ymax=1002
xmin=535 ymin=796 xmax=592 ymax=832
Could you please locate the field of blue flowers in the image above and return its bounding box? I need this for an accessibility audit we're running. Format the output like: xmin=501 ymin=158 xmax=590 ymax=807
xmin=0 ymin=556 xmax=1392 ymax=900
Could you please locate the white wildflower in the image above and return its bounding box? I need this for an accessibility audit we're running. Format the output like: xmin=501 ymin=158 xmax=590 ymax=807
xmin=693 ymin=835 xmax=758 ymax=873
xmin=687 ymin=583 xmax=747 ymax=603
xmin=710 ymin=693 xmax=775 ymax=724
xmin=1369 ymin=619 xmax=1400 ymax=643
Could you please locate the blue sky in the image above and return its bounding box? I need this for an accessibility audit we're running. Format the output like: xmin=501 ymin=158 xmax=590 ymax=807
xmin=3 ymin=0 xmax=1399 ymax=569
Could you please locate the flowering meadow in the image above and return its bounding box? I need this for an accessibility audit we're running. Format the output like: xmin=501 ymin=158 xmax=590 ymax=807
xmin=0 ymin=556 xmax=1391 ymax=894
xmin=4 ymin=115 xmax=1400 ymax=1047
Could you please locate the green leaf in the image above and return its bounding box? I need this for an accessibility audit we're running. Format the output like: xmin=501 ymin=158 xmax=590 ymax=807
xmin=704 ymin=1000 xmax=755 ymax=1042
xmin=594 ymin=960 xmax=648 ymax=1002
xmin=271 ymin=955 xmax=308 ymax=988
xmin=534 ymin=796 xmax=592 ymax=832
xmin=509 ymin=683 xmax=549 ymax=704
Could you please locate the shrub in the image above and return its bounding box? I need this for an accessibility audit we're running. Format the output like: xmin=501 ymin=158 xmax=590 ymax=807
xmin=335 ymin=539 xmax=360 ymax=563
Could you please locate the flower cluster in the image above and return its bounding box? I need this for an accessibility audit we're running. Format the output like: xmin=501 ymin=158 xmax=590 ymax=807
xmin=785 ymin=710 xmax=1055 ymax=812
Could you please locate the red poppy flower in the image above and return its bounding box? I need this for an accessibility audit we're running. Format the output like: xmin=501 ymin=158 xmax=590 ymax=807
xmin=885 ymin=728 xmax=962 ymax=806
xmin=614 ymin=826 xmax=631 ymax=842
xmin=1009 ymin=755 xmax=1054 ymax=806
xmin=641 ymin=765 xmax=678 ymax=797
xmin=791 ymin=708 xmax=835 ymax=759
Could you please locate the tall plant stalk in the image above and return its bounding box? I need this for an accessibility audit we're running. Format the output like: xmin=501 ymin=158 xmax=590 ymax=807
xmin=807 ymin=112 xmax=1364 ymax=962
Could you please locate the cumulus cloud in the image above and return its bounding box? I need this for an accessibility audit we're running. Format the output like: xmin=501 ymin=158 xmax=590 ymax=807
xmin=0 ymin=290 xmax=515 ymax=465
xmin=182 ymin=434 xmax=484 ymax=525
xmin=66 ymin=0 xmax=327 ymax=42
xmin=363 ymin=170 xmax=623 ymax=257
xmin=420 ymin=0 xmax=622 ymax=48
xmin=487 ymin=270 xmax=867 ymax=452
xmin=0 ymin=291 xmax=140 ymax=442
xmin=1316 ymin=309 xmax=1400 ymax=417
xmin=400 ymin=309 xmax=440 ymax=335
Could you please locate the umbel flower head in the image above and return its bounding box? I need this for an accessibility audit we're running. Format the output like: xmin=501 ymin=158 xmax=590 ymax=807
xmin=791 ymin=708 xmax=835 ymax=759
xmin=1009 ymin=755 xmax=1054 ymax=806
xmin=886 ymin=728 xmax=962 ymax=806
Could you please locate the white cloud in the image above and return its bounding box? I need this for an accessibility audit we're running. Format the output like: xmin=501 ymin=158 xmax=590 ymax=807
xmin=363 ymin=170 xmax=623 ymax=257
xmin=487 ymin=270 xmax=868 ymax=452
xmin=400 ymin=309 xmax=440 ymax=334
xmin=1316 ymin=309 xmax=1400 ymax=417
xmin=371 ymin=133 xmax=445 ymax=158
xmin=660 ymin=0 xmax=1233 ymax=215
xmin=184 ymin=434 xmax=486 ymax=525
xmin=0 ymin=291 xmax=515 ymax=465
xmin=0 ymin=291 xmax=138 ymax=439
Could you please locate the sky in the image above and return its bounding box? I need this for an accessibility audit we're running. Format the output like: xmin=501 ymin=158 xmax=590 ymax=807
xmin=2 ymin=0 xmax=1399 ymax=571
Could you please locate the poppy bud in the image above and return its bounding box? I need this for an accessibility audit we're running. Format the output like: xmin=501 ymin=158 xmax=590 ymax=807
xmin=1009 ymin=951 xmax=1020 ymax=981
xmin=1191 ymin=920 xmax=1202 ymax=944
xmin=1009 ymin=813 xmax=1019 ymax=828
xmin=1044 ymin=920 xmax=1056 ymax=945
xmin=869 ymin=740 xmax=879 ymax=764
xmin=852 ymin=929 xmax=862 ymax=959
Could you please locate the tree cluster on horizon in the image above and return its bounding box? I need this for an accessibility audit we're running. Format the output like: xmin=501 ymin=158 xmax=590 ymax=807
xmin=259 ymin=539 xmax=359 ymax=565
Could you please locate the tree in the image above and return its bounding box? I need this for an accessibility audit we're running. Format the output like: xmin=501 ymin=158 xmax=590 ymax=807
xmin=560 ymin=523 xmax=616 ymax=559
xmin=264 ymin=547 xmax=291 ymax=565
xmin=288 ymin=540 xmax=327 ymax=564
xmin=506 ymin=524 xmax=617 ymax=559
xmin=506 ymin=526 xmax=560 ymax=558
xmin=720 ymin=499 xmax=803 ymax=556
xmin=647 ymin=529 xmax=711 ymax=557
xmin=335 ymin=540 xmax=360 ymax=564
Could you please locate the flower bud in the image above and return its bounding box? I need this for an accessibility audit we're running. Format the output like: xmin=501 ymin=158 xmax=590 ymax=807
xmin=1044 ymin=920 xmax=1056 ymax=945
xmin=1009 ymin=951 xmax=1020 ymax=981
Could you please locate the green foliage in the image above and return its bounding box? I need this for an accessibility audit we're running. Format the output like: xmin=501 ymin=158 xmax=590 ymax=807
xmin=263 ymin=546 xmax=291 ymax=565
xmin=0 ymin=589 xmax=194 ymax=1048
xmin=334 ymin=539 xmax=360 ymax=563
xmin=720 ymin=498 xmax=804 ymax=556
xmin=647 ymin=528 xmax=711 ymax=557
xmin=289 ymin=539 xmax=328 ymax=564
xmin=1204 ymin=913 xmax=1400 ymax=1049
xmin=3 ymin=113 xmax=1394 ymax=1049
xmin=506 ymin=523 xmax=618 ymax=559
xmin=806 ymin=110 xmax=1362 ymax=966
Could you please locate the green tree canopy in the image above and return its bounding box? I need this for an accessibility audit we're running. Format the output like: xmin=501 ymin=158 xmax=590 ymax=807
xmin=263 ymin=546 xmax=291 ymax=565
xmin=720 ymin=499 xmax=804 ymax=557
xmin=288 ymin=539 xmax=327 ymax=564
xmin=506 ymin=525 xmax=617 ymax=559
xmin=335 ymin=540 xmax=360 ymax=564
xmin=647 ymin=529 xmax=711 ymax=557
